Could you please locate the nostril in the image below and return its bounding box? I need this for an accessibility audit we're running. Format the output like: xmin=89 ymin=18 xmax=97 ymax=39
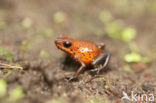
xmin=55 ymin=42 xmax=57 ymax=45
xmin=55 ymin=40 xmax=58 ymax=44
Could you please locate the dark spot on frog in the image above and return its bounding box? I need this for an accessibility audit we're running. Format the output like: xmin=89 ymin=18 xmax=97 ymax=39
xmin=82 ymin=53 xmax=85 ymax=56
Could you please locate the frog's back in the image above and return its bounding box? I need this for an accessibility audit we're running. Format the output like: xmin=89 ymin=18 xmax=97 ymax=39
xmin=71 ymin=39 xmax=101 ymax=64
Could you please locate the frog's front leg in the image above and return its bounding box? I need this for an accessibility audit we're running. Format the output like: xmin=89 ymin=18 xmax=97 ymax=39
xmin=91 ymin=52 xmax=110 ymax=73
xmin=97 ymin=42 xmax=105 ymax=49
xmin=67 ymin=55 xmax=86 ymax=81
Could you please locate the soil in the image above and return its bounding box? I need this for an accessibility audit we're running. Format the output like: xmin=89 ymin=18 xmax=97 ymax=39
xmin=0 ymin=0 xmax=156 ymax=103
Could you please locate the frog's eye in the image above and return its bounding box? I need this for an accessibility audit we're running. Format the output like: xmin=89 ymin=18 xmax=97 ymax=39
xmin=63 ymin=41 xmax=72 ymax=48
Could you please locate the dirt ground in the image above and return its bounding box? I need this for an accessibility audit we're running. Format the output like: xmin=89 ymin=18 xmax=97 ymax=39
xmin=0 ymin=0 xmax=156 ymax=103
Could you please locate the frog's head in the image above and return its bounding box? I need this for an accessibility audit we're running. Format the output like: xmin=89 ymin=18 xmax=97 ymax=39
xmin=55 ymin=34 xmax=74 ymax=56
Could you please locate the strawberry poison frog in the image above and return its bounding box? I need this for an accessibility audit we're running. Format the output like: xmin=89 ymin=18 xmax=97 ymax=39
xmin=55 ymin=35 xmax=110 ymax=81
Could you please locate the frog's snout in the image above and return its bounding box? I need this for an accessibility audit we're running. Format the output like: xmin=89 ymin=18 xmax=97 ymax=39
xmin=55 ymin=39 xmax=62 ymax=45
xmin=55 ymin=39 xmax=59 ymax=46
xmin=55 ymin=39 xmax=65 ymax=50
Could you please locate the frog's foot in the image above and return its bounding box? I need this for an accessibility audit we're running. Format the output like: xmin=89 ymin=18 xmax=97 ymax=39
xmin=91 ymin=52 xmax=110 ymax=73
xmin=65 ymin=75 xmax=78 ymax=81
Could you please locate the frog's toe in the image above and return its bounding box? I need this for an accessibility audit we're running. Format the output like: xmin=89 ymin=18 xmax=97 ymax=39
xmin=65 ymin=75 xmax=78 ymax=81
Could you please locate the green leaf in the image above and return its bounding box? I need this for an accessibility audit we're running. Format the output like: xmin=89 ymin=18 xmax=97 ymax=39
xmin=53 ymin=11 xmax=65 ymax=23
xmin=147 ymin=1 xmax=156 ymax=13
xmin=106 ymin=20 xmax=123 ymax=39
xmin=9 ymin=87 xmax=24 ymax=101
xmin=0 ymin=21 xmax=6 ymax=29
xmin=121 ymin=27 xmax=136 ymax=42
xmin=129 ymin=42 xmax=139 ymax=52
xmin=104 ymin=85 xmax=109 ymax=89
xmin=124 ymin=52 xmax=142 ymax=63
xmin=43 ymin=28 xmax=53 ymax=37
xmin=123 ymin=65 xmax=132 ymax=72
xmin=21 ymin=17 xmax=32 ymax=28
xmin=39 ymin=50 xmax=50 ymax=58
xmin=99 ymin=10 xmax=112 ymax=23
xmin=142 ymin=57 xmax=152 ymax=63
xmin=0 ymin=79 xmax=7 ymax=97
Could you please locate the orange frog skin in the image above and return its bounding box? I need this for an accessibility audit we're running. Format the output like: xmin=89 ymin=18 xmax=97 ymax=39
xmin=55 ymin=35 xmax=110 ymax=81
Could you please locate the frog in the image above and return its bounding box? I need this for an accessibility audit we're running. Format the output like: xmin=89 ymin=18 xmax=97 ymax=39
xmin=55 ymin=35 xmax=110 ymax=81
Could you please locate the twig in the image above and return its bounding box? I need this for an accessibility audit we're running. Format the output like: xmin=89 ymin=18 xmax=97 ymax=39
xmin=0 ymin=63 xmax=23 ymax=70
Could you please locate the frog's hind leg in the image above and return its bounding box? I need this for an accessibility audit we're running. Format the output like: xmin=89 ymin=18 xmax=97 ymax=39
xmin=91 ymin=52 xmax=110 ymax=73
xmin=87 ymin=52 xmax=110 ymax=83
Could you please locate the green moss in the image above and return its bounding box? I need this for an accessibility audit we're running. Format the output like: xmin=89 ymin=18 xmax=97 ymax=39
xmin=47 ymin=98 xmax=67 ymax=103
xmin=5 ymin=70 xmax=13 ymax=77
xmin=0 ymin=70 xmax=13 ymax=77
xmin=20 ymin=42 xmax=30 ymax=51
xmin=84 ymin=98 xmax=103 ymax=103
xmin=0 ymin=45 xmax=13 ymax=62
xmin=98 ymin=77 xmax=106 ymax=82
xmin=0 ymin=80 xmax=24 ymax=103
